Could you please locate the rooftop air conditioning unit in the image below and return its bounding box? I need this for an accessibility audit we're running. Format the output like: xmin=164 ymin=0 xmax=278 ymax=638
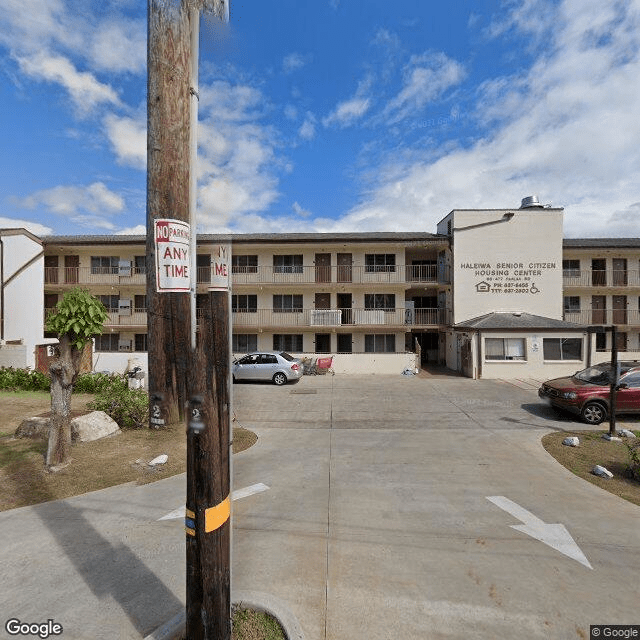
xmin=519 ymin=195 xmax=543 ymax=209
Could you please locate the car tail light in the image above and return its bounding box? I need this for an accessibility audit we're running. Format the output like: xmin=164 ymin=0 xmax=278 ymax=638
xmin=291 ymin=363 xmax=300 ymax=371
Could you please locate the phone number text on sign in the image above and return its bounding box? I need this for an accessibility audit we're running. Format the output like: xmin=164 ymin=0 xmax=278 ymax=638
xmin=154 ymin=219 xmax=191 ymax=293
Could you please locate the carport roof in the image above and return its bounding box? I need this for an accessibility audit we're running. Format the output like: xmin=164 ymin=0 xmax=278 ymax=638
xmin=454 ymin=312 xmax=586 ymax=330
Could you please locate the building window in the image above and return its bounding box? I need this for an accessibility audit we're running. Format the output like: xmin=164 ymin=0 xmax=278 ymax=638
xmin=134 ymin=256 xmax=146 ymax=275
xmin=485 ymin=338 xmax=526 ymax=361
xmin=273 ymin=294 xmax=303 ymax=312
xmin=91 ymin=256 xmax=118 ymax=275
xmin=563 ymin=296 xmax=580 ymax=312
xmin=543 ymin=338 xmax=582 ymax=360
xmin=134 ymin=295 xmax=147 ymax=313
xmin=98 ymin=295 xmax=119 ymax=312
xmin=233 ymin=334 xmax=258 ymax=352
xmin=596 ymin=332 xmax=607 ymax=352
xmin=365 ymin=254 xmax=396 ymax=273
xmin=232 ymin=255 xmax=258 ymax=274
xmin=135 ymin=333 xmax=148 ymax=352
xmin=273 ymin=334 xmax=303 ymax=352
xmin=364 ymin=293 xmax=396 ymax=311
xmin=232 ymin=295 xmax=257 ymax=312
xmin=562 ymin=259 xmax=580 ymax=277
xmin=273 ymin=255 xmax=303 ymax=274
xmin=95 ymin=333 xmax=120 ymax=352
xmin=364 ymin=334 xmax=395 ymax=353
xmin=315 ymin=334 xmax=331 ymax=353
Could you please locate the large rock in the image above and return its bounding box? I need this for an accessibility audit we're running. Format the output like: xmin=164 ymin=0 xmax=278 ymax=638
xmin=15 ymin=411 xmax=120 ymax=442
xmin=15 ymin=417 xmax=50 ymax=439
xmin=71 ymin=411 xmax=120 ymax=442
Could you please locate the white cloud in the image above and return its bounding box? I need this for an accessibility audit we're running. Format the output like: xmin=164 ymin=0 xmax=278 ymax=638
xmin=0 ymin=216 xmax=53 ymax=236
xmin=18 ymin=182 xmax=125 ymax=218
xmin=90 ymin=19 xmax=146 ymax=74
xmin=284 ymin=104 xmax=298 ymax=120
xmin=298 ymin=112 xmax=316 ymax=140
xmin=382 ymin=52 xmax=465 ymax=125
xmin=117 ymin=224 xmax=146 ymax=235
xmin=323 ymin=97 xmax=371 ymax=128
xmin=283 ymin=52 xmax=306 ymax=74
xmin=104 ymin=113 xmax=147 ymax=169
xmin=16 ymin=52 xmax=120 ymax=114
xmin=195 ymin=82 xmax=282 ymax=230
xmin=292 ymin=201 xmax=312 ymax=218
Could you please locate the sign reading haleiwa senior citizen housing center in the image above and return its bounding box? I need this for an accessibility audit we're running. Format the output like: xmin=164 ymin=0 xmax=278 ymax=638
xmin=154 ymin=219 xmax=191 ymax=292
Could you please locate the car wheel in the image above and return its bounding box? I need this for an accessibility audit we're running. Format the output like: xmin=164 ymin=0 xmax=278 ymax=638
xmin=273 ymin=372 xmax=287 ymax=386
xmin=581 ymin=402 xmax=607 ymax=425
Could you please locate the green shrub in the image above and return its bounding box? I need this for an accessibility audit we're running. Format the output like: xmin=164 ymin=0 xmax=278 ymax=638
xmin=73 ymin=372 xmax=117 ymax=394
xmin=0 ymin=367 xmax=50 ymax=391
xmin=626 ymin=437 xmax=640 ymax=482
xmin=88 ymin=377 xmax=149 ymax=429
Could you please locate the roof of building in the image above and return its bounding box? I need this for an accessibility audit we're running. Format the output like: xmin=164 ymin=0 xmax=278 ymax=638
xmin=563 ymin=238 xmax=640 ymax=248
xmin=41 ymin=231 xmax=449 ymax=246
xmin=454 ymin=312 xmax=586 ymax=330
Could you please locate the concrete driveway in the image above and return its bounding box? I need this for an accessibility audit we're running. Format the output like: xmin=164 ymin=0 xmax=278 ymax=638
xmin=231 ymin=374 xmax=640 ymax=640
xmin=1 ymin=374 xmax=638 ymax=640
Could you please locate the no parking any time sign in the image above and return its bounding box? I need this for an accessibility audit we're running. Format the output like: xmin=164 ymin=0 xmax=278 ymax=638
xmin=154 ymin=219 xmax=191 ymax=292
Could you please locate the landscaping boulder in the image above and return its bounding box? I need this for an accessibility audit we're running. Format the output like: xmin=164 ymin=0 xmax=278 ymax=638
xmin=15 ymin=417 xmax=50 ymax=439
xmin=618 ymin=429 xmax=637 ymax=438
xmin=71 ymin=411 xmax=120 ymax=442
xmin=592 ymin=465 xmax=613 ymax=478
xmin=562 ymin=436 xmax=579 ymax=447
xmin=149 ymin=454 xmax=168 ymax=466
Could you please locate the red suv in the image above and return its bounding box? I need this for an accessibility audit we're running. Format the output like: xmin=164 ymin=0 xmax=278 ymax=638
xmin=538 ymin=361 xmax=640 ymax=424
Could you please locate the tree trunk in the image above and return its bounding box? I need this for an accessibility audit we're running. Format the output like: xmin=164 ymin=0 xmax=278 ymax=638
xmin=46 ymin=335 xmax=82 ymax=469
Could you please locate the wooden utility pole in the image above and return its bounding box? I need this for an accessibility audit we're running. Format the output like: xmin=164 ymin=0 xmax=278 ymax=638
xmin=147 ymin=1 xmax=231 ymax=637
xmin=609 ymin=325 xmax=619 ymax=437
xmin=186 ymin=280 xmax=231 ymax=639
xmin=146 ymin=0 xmax=193 ymax=427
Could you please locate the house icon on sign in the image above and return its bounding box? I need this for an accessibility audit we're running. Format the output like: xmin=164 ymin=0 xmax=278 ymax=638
xmin=475 ymin=281 xmax=491 ymax=292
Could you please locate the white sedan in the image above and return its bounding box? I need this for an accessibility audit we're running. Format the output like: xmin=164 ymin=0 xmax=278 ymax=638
xmin=232 ymin=351 xmax=303 ymax=385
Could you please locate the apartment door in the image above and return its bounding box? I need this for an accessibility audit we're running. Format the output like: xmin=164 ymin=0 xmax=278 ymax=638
xmin=613 ymin=258 xmax=628 ymax=286
xmin=592 ymin=295 xmax=607 ymax=324
xmin=315 ymin=333 xmax=331 ymax=353
xmin=337 ymin=293 xmax=352 ymax=324
xmin=315 ymin=253 xmax=331 ymax=283
xmin=591 ymin=259 xmax=606 ymax=286
xmin=613 ymin=295 xmax=627 ymax=324
xmin=315 ymin=293 xmax=330 ymax=309
xmin=337 ymin=253 xmax=352 ymax=283
xmin=44 ymin=255 xmax=58 ymax=284
xmin=64 ymin=255 xmax=79 ymax=284
xmin=615 ymin=331 xmax=627 ymax=352
xmin=337 ymin=333 xmax=352 ymax=353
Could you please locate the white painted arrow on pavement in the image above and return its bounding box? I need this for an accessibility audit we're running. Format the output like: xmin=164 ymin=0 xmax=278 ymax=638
xmin=486 ymin=496 xmax=592 ymax=569
xmin=159 ymin=483 xmax=270 ymax=521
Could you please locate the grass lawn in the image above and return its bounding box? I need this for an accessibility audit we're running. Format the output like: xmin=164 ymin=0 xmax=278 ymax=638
xmin=542 ymin=427 xmax=640 ymax=506
xmin=0 ymin=390 xmax=257 ymax=512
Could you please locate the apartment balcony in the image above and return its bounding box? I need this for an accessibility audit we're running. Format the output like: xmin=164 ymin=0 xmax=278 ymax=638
xmin=563 ymin=270 xmax=640 ymax=288
xmin=563 ymin=309 xmax=640 ymax=326
xmin=201 ymin=264 xmax=451 ymax=287
xmin=44 ymin=266 xmax=146 ymax=287
xmin=44 ymin=309 xmax=147 ymax=329
xmin=226 ymin=307 xmax=449 ymax=329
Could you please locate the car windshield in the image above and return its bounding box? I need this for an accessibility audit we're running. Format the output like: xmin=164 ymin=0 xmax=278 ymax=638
xmin=279 ymin=352 xmax=295 ymax=361
xmin=574 ymin=365 xmax=612 ymax=385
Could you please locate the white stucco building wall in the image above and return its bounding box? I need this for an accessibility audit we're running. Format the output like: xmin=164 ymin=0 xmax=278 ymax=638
xmin=0 ymin=229 xmax=46 ymax=369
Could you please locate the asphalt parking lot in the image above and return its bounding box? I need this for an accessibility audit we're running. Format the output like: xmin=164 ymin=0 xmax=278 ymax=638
xmin=1 ymin=373 xmax=639 ymax=640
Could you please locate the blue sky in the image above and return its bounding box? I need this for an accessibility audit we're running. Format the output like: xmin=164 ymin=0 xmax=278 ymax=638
xmin=2 ymin=0 xmax=640 ymax=238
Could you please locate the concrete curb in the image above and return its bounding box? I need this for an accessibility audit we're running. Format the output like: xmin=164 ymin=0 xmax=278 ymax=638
xmin=143 ymin=591 xmax=305 ymax=640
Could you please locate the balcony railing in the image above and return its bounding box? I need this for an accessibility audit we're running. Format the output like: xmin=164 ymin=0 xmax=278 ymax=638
xmin=563 ymin=270 xmax=640 ymax=287
xmin=563 ymin=309 xmax=640 ymax=326
xmin=44 ymin=264 xmax=452 ymax=287
xmin=44 ymin=308 xmax=147 ymax=327
xmin=44 ymin=266 xmax=146 ymax=286
xmin=226 ymin=307 xmax=449 ymax=329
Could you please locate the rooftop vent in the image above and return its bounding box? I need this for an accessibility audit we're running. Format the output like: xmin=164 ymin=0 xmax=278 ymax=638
xmin=519 ymin=195 xmax=543 ymax=209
